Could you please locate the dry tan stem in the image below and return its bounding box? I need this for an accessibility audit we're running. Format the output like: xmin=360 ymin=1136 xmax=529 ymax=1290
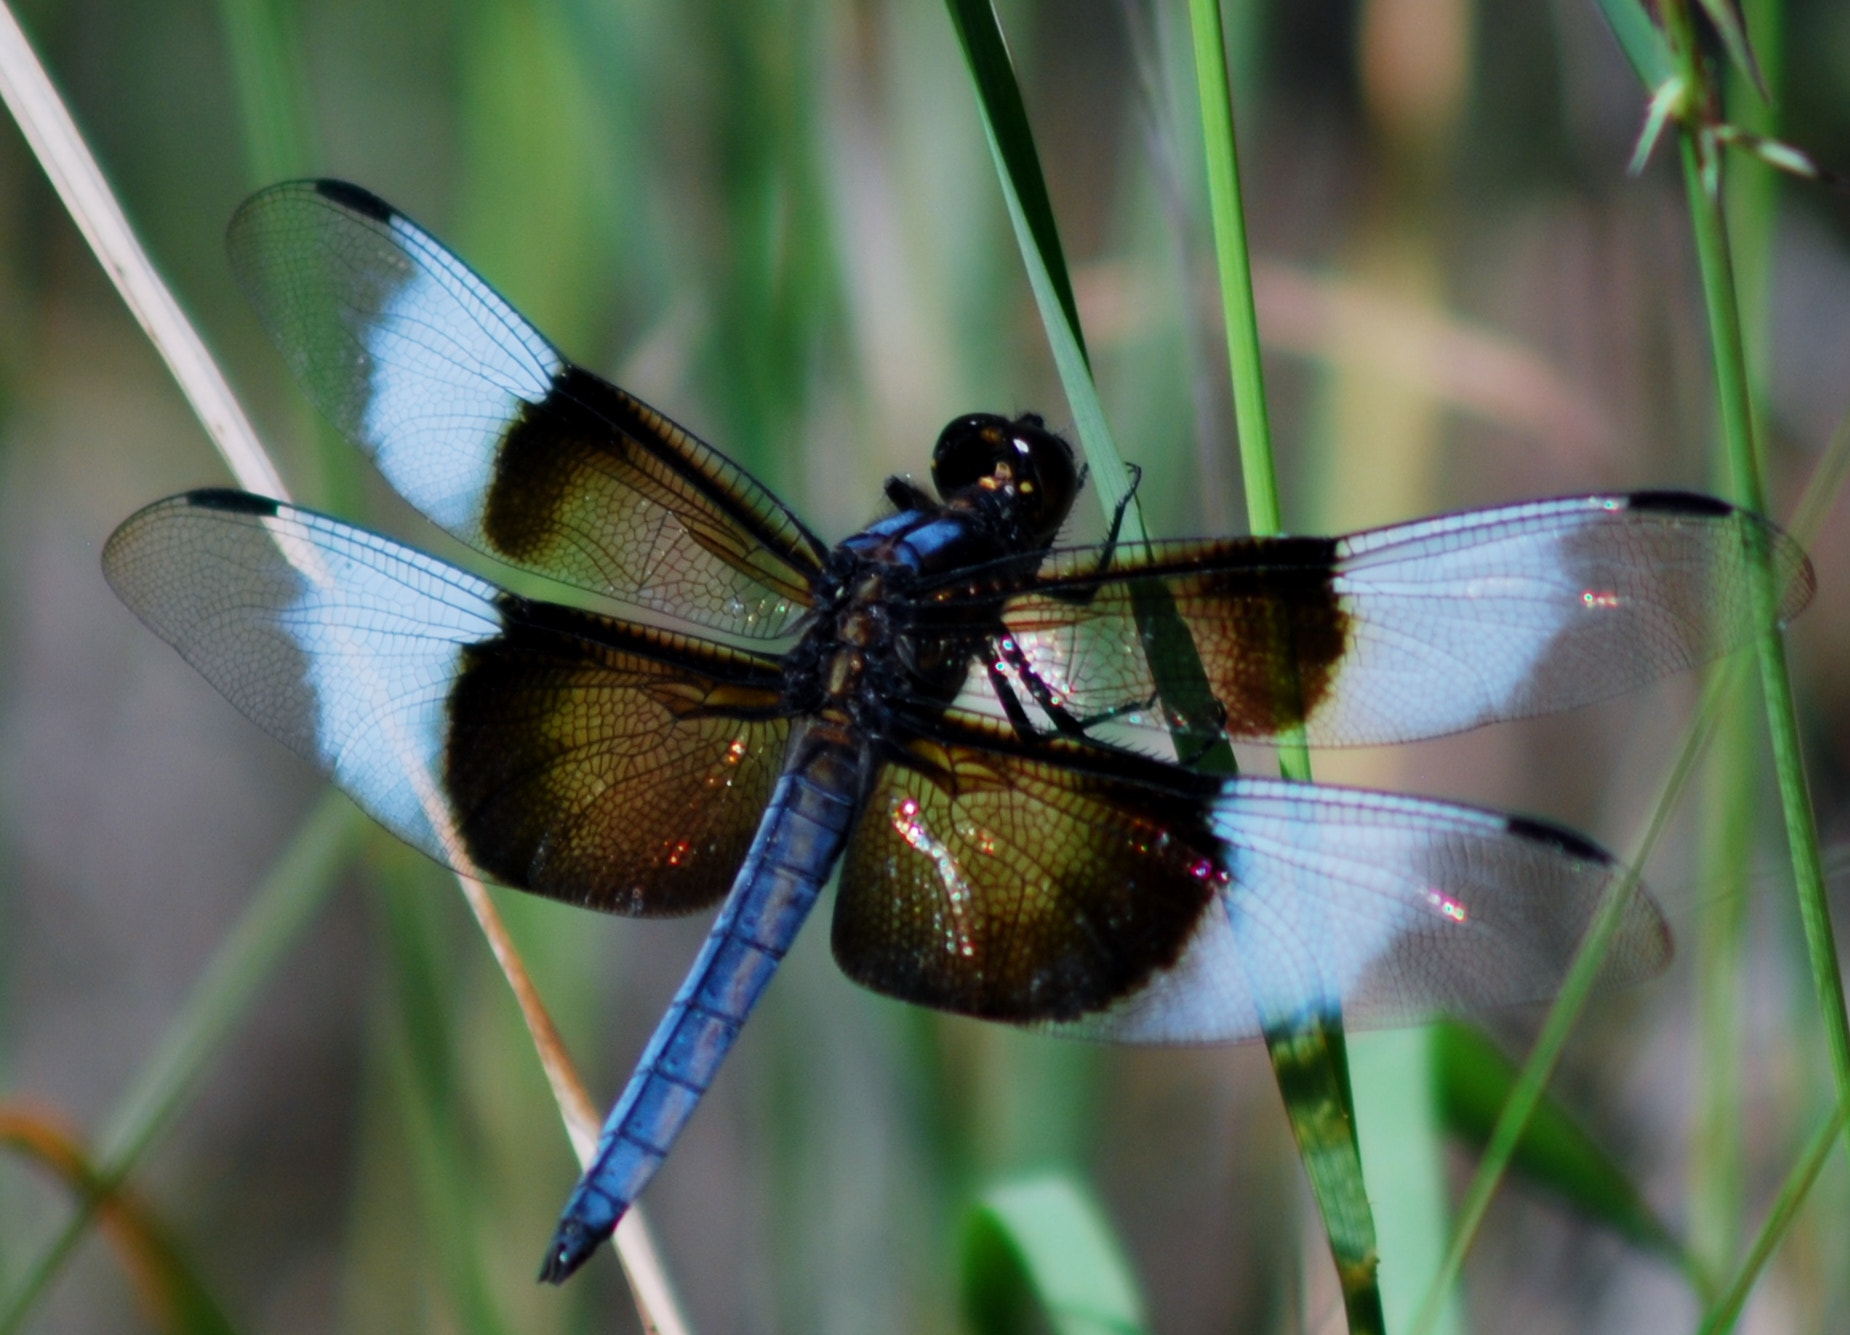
xmin=0 ymin=4 xmax=690 ymax=1329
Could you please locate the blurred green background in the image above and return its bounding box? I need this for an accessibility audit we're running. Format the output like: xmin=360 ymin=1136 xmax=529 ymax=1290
xmin=1 ymin=0 xmax=1849 ymax=1330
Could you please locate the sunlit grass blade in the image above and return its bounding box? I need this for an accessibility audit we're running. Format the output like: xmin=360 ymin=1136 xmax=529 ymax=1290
xmin=1182 ymin=0 xmax=1275 ymax=537
xmin=1184 ymin=4 xmax=1386 ymax=1329
xmin=1263 ymin=1019 xmax=1382 ymax=1332
xmin=0 ymin=1106 xmax=242 ymax=1335
xmin=961 ymin=1175 xmax=1149 ymax=1335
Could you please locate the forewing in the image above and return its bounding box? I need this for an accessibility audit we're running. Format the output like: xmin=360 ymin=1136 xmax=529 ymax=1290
xmin=1053 ymin=778 xmax=1669 ymax=1044
xmin=952 ymin=493 xmax=1812 ymax=748
xmin=227 ymin=180 xmax=824 ymax=638
xmin=104 ymin=491 xmax=792 ymax=915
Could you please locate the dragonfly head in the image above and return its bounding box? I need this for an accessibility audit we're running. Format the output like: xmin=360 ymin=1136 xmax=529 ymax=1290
xmin=931 ymin=412 xmax=1079 ymax=547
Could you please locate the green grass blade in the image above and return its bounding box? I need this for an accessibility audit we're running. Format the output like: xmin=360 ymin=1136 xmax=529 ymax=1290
xmin=212 ymin=0 xmax=317 ymax=183
xmin=1693 ymin=0 xmax=1768 ymax=99
xmin=1698 ymin=1102 xmax=1846 ymax=1334
xmin=1264 ymin=1019 xmax=1383 ymax=1333
xmin=1353 ymin=1029 xmax=1461 ymax=1334
xmin=1182 ymin=0 xmax=1275 ymax=536
xmin=97 ymin=791 xmax=364 ymax=1167
xmin=961 ymin=1175 xmax=1149 ymax=1335
xmin=940 ymin=0 xmax=1085 ymax=365
xmin=943 ymin=0 xmax=1235 ymax=777
xmin=940 ymin=0 xmax=1120 ymax=524
xmin=1693 ymin=0 xmax=1783 ymax=1279
xmin=207 ymin=0 xmax=359 ymax=516
xmin=367 ymin=845 xmax=512 ymax=1335
xmin=1434 ymin=1021 xmax=1688 ymax=1269
xmin=1591 ymin=0 xmax=1675 ymax=89
xmin=1688 ymin=395 xmax=1850 ymax=1332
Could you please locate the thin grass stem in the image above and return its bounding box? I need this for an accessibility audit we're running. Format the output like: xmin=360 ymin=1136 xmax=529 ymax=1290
xmin=1409 ymin=664 xmax=1728 ymax=1335
xmin=1410 ymin=344 xmax=1850 ymax=1335
xmin=1182 ymin=0 xmax=1275 ymax=532
xmin=1688 ymin=397 xmax=1850 ymax=1331
xmin=1691 ymin=0 xmax=1783 ymax=1279
xmin=1663 ymin=0 xmax=1850 ymax=1160
xmin=1183 ymin=8 xmax=1393 ymax=1332
xmin=1699 ymin=1102 xmax=1846 ymax=1333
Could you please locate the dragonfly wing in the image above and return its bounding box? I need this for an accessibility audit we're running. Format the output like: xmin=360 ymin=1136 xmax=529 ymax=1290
xmin=968 ymin=492 xmax=1811 ymax=748
xmin=1051 ymin=777 xmax=1668 ymax=1044
xmin=104 ymin=490 xmax=793 ymax=914
xmin=227 ymin=180 xmax=824 ymax=638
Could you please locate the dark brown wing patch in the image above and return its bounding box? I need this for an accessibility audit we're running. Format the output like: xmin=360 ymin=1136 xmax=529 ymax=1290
xmin=448 ymin=599 xmax=792 ymax=915
xmin=483 ymin=366 xmax=823 ymax=635
xmin=832 ymin=719 xmax=1224 ymax=1022
xmin=971 ymin=536 xmax=1347 ymax=743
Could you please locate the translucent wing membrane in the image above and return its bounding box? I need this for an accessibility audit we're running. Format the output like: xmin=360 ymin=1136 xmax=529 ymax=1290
xmin=103 ymin=491 xmax=793 ymax=915
xmin=1056 ymin=780 xmax=1668 ymax=1044
xmin=938 ymin=492 xmax=1812 ymax=749
xmin=227 ymin=181 xmax=825 ymax=638
xmin=831 ymin=714 xmax=1666 ymax=1039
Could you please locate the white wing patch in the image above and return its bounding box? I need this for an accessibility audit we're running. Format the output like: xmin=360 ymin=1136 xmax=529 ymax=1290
xmin=1045 ymin=775 xmax=1658 ymax=1045
xmin=358 ymin=214 xmax=564 ymax=534
xmin=280 ymin=511 xmax=505 ymax=858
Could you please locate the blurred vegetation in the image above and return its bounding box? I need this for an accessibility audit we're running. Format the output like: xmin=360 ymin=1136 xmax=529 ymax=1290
xmin=1 ymin=0 xmax=1849 ymax=1331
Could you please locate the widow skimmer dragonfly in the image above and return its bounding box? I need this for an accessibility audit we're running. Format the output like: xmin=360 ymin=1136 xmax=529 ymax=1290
xmin=104 ymin=180 xmax=1813 ymax=1284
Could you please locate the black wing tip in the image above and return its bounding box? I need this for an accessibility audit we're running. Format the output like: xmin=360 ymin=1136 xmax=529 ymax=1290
xmin=1622 ymin=490 xmax=1817 ymax=621
xmin=309 ymin=178 xmax=396 ymax=222
xmin=1623 ymin=489 xmax=1735 ymax=519
xmin=180 ymin=487 xmax=282 ymax=517
xmin=537 ymin=1219 xmax=606 ymax=1285
xmin=1505 ymin=814 xmax=1615 ymax=866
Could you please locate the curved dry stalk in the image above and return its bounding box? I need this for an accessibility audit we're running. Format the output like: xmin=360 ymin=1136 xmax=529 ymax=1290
xmin=0 ymin=4 xmax=689 ymax=1330
xmin=0 ymin=0 xmax=279 ymax=497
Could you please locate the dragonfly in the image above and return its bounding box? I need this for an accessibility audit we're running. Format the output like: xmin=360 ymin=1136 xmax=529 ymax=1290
xmin=103 ymin=180 xmax=1814 ymax=1283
